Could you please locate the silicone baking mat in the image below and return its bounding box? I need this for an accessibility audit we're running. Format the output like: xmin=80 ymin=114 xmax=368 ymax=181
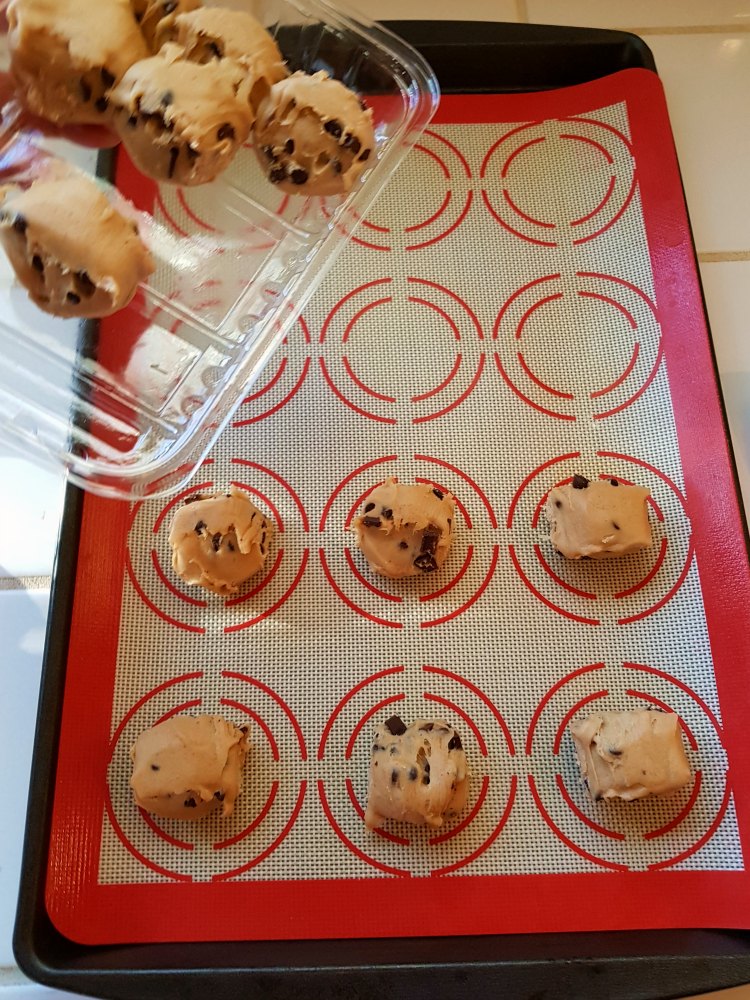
xmin=45 ymin=68 xmax=750 ymax=945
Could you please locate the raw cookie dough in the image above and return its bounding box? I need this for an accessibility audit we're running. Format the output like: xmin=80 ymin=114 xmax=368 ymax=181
xmin=253 ymin=70 xmax=375 ymax=196
xmin=110 ymin=44 xmax=253 ymax=185
xmin=131 ymin=0 xmax=200 ymax=50
xmin=352 ymin=476 xmax=455 ymax=579
xmin=544 ymin=474 xmax=651 ymax=559
xmin=570 ymin=709 xmax=691 ymax=801
xmin=130 ymin=714 xmax=249 ymax=820
xmin=0 ymin=175 xmax=154 ymax=318
xmin=168 ymin=488 xmax=273 ymax=596
xmin=154 ymin=7 xmax=287 ymax=111
xmin=7 ymin=0 xmax=148 ymax=125
xmin=365 ymin=715 xmax=469 ymax=829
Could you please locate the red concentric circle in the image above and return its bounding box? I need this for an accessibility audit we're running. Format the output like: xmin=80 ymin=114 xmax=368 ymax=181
xmin=507 ymin=452 xmax=693 ymax=625
xmin=127 ymin=459 xmax=309 ymax=634
xmin=480 ymin=116 xmax=636 ymax=246
xmin=105 ymin=669 xmax=307 ymax=881
xmin=319 ymin=278 xmax=485 ymax=424
xmin=318 ymin=455 xmax=499 ymax=628
xmin=525 ymin=660 xmax=731 ymax=871
xmin=317 ymin=663 xmax=515 ymax=876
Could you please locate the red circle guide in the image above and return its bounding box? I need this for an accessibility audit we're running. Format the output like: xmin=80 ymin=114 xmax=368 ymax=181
xmin=480 ymin=116 xmax=636 ymax=247
xmin=105 ymin=669 xmax=308 ymax=881
xmin=318 ymin=455 xmax=500 ymax=628
xmin=317 ymin=663 xmax=516 ymax=877
xmin=525 ymin=661 xmax=731 ymax=872
xmin=492 ymin=271 xmax=662 ymax=421
xmin=126 ymin=459 xmax=310 ymax=634
xmin=319 ymin=277 xmax=485 ymax=424
xmin=507 ymin=451 xmax=693 ymax=625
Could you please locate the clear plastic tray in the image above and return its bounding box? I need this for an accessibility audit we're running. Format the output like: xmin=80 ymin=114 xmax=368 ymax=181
xmin=0 ymin=0 xmax=438 ymax=499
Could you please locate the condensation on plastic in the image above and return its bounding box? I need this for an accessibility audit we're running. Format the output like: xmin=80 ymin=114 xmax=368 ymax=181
xmin=0 ymin=0 xmax=439 ymax=499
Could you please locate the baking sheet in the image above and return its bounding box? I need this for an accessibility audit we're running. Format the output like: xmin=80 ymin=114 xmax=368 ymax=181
xmin=45 ymin=67 xmax=750 ymax=945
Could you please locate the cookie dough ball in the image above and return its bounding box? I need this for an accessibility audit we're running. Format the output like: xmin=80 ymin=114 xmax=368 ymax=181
xmin=110 ymin=44 xmax=253 ymax=185
xmin=253 ymin=71 xmax=375 ymax=196
xmin=7 ymin=0 xmax=148 ymax=125
xmin=130 ymin=714 xmax=249 ymax=820
xmin=352 ymin=477 xmax=454 ymax=579
xmin=168 ymin=488 xmax=273 ymax=596
xmin=570 ymin=709 xmax=691 ymax=802
xmin=0 ymin=176 xmax=154 ymax=318
xmin=544 ymin=474 xmax=651 ymax=560
xmin=365 ymin=715 xmax=469 ymax=830
xmin=154 ymin=7 xmax=287 ymax=110
xmin=132 ymin=0 xmax=200 ymax=50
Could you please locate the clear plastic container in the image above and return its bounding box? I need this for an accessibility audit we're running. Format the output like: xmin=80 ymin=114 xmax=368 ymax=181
xmin=0 ymin=0 xmax=439 ymax=498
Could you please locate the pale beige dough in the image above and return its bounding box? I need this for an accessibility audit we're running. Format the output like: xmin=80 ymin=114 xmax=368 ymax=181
xmin=544 ymin=474 xmax=651 ymax=559
xmin=110 ymin=44 xmax=253 ymax=185
xmin=570 ymin=709 xmax=691 ymax=801
xmin=7 ymin=0 xmax=148 ymax=125
xmin=132 ymin=0 xmax=200 ymax=51
xmin=154 ymin=7 xmax=287 ymax=112
xmin=365 ymin=715 xmax=469 ymax=829
xmin=130 ymin=714 xmax=249 ymax=820
xmin=0 ymin=175 xmax=154 ymax=318
xmin=352 ymin=476 xmax=454 ymax=579
xmin=168 ymin=488 xmax=273 ymax=596
xmin=253 ymin=70 xmax=375 ymax=196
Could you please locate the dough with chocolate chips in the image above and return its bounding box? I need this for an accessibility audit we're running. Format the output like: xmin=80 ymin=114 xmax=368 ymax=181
xmin=130 ymin=714 xmax=250 ymax=820
xmin=544 ymin=475 xmax=651 ymax=559
xmin=570 ymin=709 xmax=691 ymax=801
xmin=168 ymin=489 xmax=273 ymax=595
xmin=352 ymin=476 xmax=455 ymax=579
xmin=154 ymin=7 xmax=287 ymax=112
xmin=131 ymin=0 xmax=200 ymax=50
xmin=365 ymin=715 xmax=469 ymax=829
xmin=0 ymin=175 xmax=154 ymax=318
xmin=7 ymin=0 xmax=148 ymax=125
xmin=253 ymin=70 xmax=375 ymax=196
xmin=110 ymin=44 xmax=253 ymax=185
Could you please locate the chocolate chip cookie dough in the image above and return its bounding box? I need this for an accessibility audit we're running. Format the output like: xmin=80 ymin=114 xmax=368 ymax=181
xmin=352 ymin=477 xmax=455 ymax=579
xmin=0 ymin=174 xmax=154 ymax=318
xmin=365 ymin=715 xmax=469 ymax=829
xmin=7 ymin=0 xmax=148 ymax=125
xmin=130 ymin=714 xmax=250 ymax=820
xmin=168 ymin=488 xmax=273 ymax=596
xmin=253 ymin=70 xmax=375 ymax=196
xmin=154 ymin=7 xmax=287 ymax=110
xmin=570 ymin=709 xmax=691 ymax=801
xmin=110 ymin=44 xmax=253 ymax=185
xmin=544 ymin=474 xmax=652 ymax=559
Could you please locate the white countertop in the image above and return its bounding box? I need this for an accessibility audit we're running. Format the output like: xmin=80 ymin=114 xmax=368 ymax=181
xmin=2 ymin=0 xmax=750 ymax=996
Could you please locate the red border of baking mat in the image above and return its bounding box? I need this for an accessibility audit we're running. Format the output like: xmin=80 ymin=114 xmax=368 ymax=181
xmin=45 ymin=68 xmax=750 ymax=945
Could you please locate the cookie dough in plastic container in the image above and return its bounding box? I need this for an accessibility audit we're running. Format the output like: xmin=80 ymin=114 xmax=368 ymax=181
xmin=0 ymin=0 xmax=439 ymax=499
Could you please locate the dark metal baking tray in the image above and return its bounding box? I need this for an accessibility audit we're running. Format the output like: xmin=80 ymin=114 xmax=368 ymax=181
xmin=14 ymin=19 xmax=750 ymax=1000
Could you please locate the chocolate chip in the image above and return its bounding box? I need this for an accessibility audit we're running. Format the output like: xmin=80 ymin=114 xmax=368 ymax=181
xmin=134 ymin=10 xmax=143 ymax=21
xmin=13 ymin=214 xmax=27 ymax=235
xmin=448 ymin=733 xmax=462 ymax=751
xmin=332 ymin=158 xmax=342 ymax=174
xmin=214 ymin=790 xmax=225 ymax=801
xmin=408 ymin=766 xmax=418 ymax=781
xmin=127 ymin=115 xmax=138 ymax=127
xmin=358 ymin=98 xmax=367 ymax=111
xmin=262 ymin=145 xmax=277 ymax=161
xmin=612 ymin=522 xmax=620 ymax=530
xmin=194 ymin=520 xmax=206 ymax=534
xmin=364 ymin=502 xmax=375 ymax=512
xmin=184 ymin=797 xmax=197 ymax=808
xmin=384 ymin=715 xmax=407 ymax=736
xmin=372 ymin=743 xmax=385 ymax=752
xmin=572 ymin=474 xmax=589 ymax=489
xmin=31 ymin=254 xmax=43 ymax=272
xmin=168 ymin=145 xmax=179 ymax=179
xmin=341 ymin=132 xmax=353 ymax=148
xmin=290 ymin=168 xmax=308 ymax=185
xmin=184 ymin=494 xmax=203 ymax=504
xmin=260 ymin=531 xmax=266 ymax=547
xmin=610 ymin=478 xmax=619 ymax=486
xmin=217 ymin=123 xmax=235 ymax=141
xmin=66 ymin=291 xmax=81 ymax=304
xmin=185 ymin=144 xmax=200 ymax=162
xmin=208 ymin=41 xmax=223 ymax=58
xmin=269 ymin=165 xmax=286 ymax=184
xmin=432 ymin=488 xmax=444 ymax=500
xmin=95 ymin=96 xmax=109 ymax=113
xmin=398 ymin=541 xmax=408 ymax=549
xmin=163 ymin=0 xmax=176 ymax=11
xmin=414 ymin=553 xmax=438 ymax=572
xmin=420 ymin=723 xmax=434 ymax=732
xmin=161 ymin=90 xmax=174 ymax=106
xmin=350 ymin=137 xmax=361 ymax=155
xmin=150 ymin=764 xmax=159 ymax=770
xmin=608 ymin=748 xmax=622 ymax=756
xmin=284 ymin=138 xmax=295 ymax=154
xmin=100 ymin=67 xmax=116 ymax=88
xmin=381 ymin=507 xmax=393 ymax=519
xmin=75 ymin=271 xmax=96 ymax=297
xmin=362 ymin=516 xmax=381 ymax=528
xmin=391 ymin=769 xmax=399 ymax=785
xmin=227 ymin=540 xmax=235 ymax=551
xmin=420 ymin=528 xmax=439 ymax=554
xmin=324 ymin=118 xmax=342 ymax=138
xmin=80 ymin=79 xmax=92 ymax=103
xmin=555 ymin=500 xmax=562 ymax=508
xmin=211 ymin=532 xmax=222 ymax=551
xmin=359 ymin=148 xmax=371 ymax=161
xmin=422 ymin=772 xmax=430 ymax=786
